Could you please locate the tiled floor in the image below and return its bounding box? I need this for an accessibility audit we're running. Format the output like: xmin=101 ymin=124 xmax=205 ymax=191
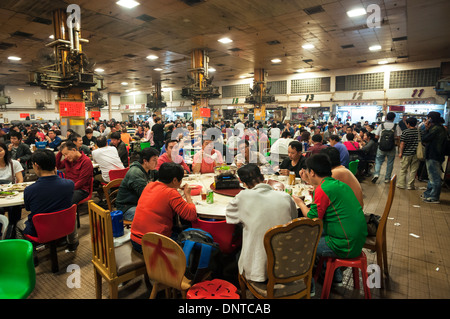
xmin=25 ymin=157 xmax=450 ymax=299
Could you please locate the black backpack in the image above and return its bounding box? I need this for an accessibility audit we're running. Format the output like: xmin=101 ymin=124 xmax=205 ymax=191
xmin=177 ymin=228 xmax=220 ymax=284
xmin=378 ymin=123 xmax=397 ymax=151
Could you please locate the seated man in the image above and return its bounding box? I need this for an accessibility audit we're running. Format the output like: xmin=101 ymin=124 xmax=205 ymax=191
xmin=91 ymin=136 xmax=125 ymax=199
xmin=8 ymin=130 xmax=32 ymax=171
xmin=329 ymin=134 xmax=350 ymax=168
xmin=277 ymin=140 xmax=307 ymax=178
xmin=156 ymin=139 xmax=190 ymax=174
xmin=44 ymin=129 xmax=62 ymax=149
xmin=234 ymin=139 xmax=268 ymax=168
xmin=270 ymin=131 xmax=294 ymax=161
xmin=294 ymin=153 xmax=367 ymax=261
xmin=192 ymin=138 xmax=224 ymax=174
xmin=226 ymin=164 xmax=297 ymax=283
xmin=308 ymin=134 xmax=328 ymax=155
xmin=69 ymin=132 xmax=91 ymax=156
xmin=130 ymin=162 xmax=197 ymax=253
xmin=109 ymin=132 xmax=129 ymax=168
xmin=318 ymin=147 xmax=364 ymax=209
xmin=15 ymin=150 xmax=74 ymax=249
xmin=56 ymin=141 xmax=93 ymax=206
xmin=116 ymin=147 xmax=159 ymax=221
xmin=82 ymin=128 xmax=97 ymax=151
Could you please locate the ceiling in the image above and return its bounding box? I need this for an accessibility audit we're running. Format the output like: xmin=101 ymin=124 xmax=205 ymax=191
xmin=1 ymin=0 xmax=450 ymax=93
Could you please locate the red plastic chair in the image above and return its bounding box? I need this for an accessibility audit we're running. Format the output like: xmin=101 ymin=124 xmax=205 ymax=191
xmin=314 ymin=251 xmax=371 ymax=299
xmin=108 ymin=167 xmax=130 ymax=181
xmin=77 ymin=177 xmax=94 ymax=228
xmin=24 ymin=204 xmax=77 ymax=273
xmin=187 ymin=279 xmax=240 ymax=299
xmin=191 ymin=219 xmax=241 ymax=255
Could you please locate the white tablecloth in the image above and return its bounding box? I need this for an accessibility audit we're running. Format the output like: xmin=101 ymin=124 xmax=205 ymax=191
xmin=0 ymin=182 xmax=35 ymax=207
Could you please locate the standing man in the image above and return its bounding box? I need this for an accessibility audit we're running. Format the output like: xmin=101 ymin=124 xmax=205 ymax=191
xmin=421 ymin=112 xmax=448 ymax=203
xmin=397 ymin=117 xmax=420 ymax=190
xmin=372 ymin=112 xmax=402 ymax=183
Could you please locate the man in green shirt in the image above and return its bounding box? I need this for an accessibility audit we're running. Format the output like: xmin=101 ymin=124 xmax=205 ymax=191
xmin=293 ymin=153 xmax=367 ymax=289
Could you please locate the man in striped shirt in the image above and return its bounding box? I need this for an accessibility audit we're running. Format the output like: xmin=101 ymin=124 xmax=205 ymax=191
xmin=398 ymin=117 xmax=420 ymax=189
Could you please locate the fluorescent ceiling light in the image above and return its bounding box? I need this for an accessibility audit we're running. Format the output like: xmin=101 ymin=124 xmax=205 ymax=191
xmin=347 ymin=8 xmax=366 ymax=17
xmin=49 ymin=35 xmax=54 ymax=39
xmin=296 ymin=69 xmax=305 ymax=73
xmin=378 ymin=60 xmax=389 ymax=65
xmin=116 ymin=0 xmax=140 ymax=9
xmin=146 ymin=55 xmax=158 ymax=60
xmin=208 ymin=67 xmax=216 ymax=72
xmin=239 ymin=75 xmax=247 ymax=79
xmin=121 ymin=82 xmax=128 ymax=85
xmin=302 ymin=43 xmax=315 ymax=49
xmin=94 ymin=68 xmax=104 ymax=73
xmin=154 ymin=68 xmax=163 ymax=71
xmin=369 ymin=45 xmax=382 ymax=51
xmin=218 ymin=37 xmax=233 ymax=44
xmin=8 ymin=56 xmax=21 ymax=61
xmin=271 ymin=58 xmax=281 ymax=63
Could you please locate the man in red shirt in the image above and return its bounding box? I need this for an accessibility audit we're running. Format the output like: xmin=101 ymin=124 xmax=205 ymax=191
xmin=56 ymin=141 xmax=93 ymax=251
xmin=130 ymin=162 xmax=197 ymax=253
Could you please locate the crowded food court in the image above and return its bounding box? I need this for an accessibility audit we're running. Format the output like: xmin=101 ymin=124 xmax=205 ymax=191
xmin=0 ymin=0 xmax=450 ymax=304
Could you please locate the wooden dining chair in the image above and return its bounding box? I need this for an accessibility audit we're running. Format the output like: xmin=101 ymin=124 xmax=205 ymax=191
xmin=364 ymin=174 xmax=397 ymax=288
xmin=88 ymin=200 xmax=146 ymax=299
xmin=102 ymin=178 xmax=132 ymax=228
xmin=239 ymin=217 xmax=323 ymax=299
xmin=141 ymin=232 xmax=192 ymax=299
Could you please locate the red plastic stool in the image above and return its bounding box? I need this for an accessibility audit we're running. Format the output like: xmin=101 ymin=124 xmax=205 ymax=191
xmin=314 ymin=251 xmax=371 ymax=299
xmin=187 ymin=279 xmax=240 ymax=299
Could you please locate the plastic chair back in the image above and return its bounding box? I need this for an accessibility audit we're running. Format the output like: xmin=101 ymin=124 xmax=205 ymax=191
xmin=0 ymin=215 xmax=9 ymax=240
xmin=28 ymin=204 xmax=77 ymax=243
xmin=140 ymin=142 xmax=151 ymax=150
xmin=0 ymin=239 xmax=36 ymax=299
xmin=191 ymin=219 xmax=240 ymax=255
xmin=35 ymin=141 xmax=47 ymax=149
xmin=109 ymin=167 xmax=130 ymax=181
xmin=348 ymin=160 xmax=359 ymax=175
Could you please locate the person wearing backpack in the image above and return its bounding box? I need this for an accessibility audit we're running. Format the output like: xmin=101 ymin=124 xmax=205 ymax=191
xmin=372 ymin=112 xmax=402 ymax=183
xmin=420 ymin=112 xmax=447 ymax=204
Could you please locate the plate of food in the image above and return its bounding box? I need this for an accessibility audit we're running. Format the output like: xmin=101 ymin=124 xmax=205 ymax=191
xmin=0 ymin=190 xmax=19 ymax=198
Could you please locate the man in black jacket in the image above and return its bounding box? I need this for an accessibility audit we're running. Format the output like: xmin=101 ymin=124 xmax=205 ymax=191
xmin=110 ymin=132 xmax=129 ymax=167
xmin=8 ymin=131 xmax=32 ymax=171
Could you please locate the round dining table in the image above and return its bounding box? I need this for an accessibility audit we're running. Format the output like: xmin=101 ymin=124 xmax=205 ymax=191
xmin=0 ymin=182 xmax=35 ymax=208
xmin=182 ymin=173 xmax=313 ymax=220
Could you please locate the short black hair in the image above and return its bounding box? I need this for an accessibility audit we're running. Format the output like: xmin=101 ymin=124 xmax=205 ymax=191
xmin=312 ymin=134 xmax=322 ymax=143
xmin=9 ymin=130 xmax=22 ymax=140
xmin=386 ymin=112 xmax=396 ymax=121
xmin=60 ymin=141 xmax=78 ymax=151
xmin=165 ymin=139 xmax=178 ymax=149
xmin=69 ymin=132 xmax=81 ymax=142
xmin=406 ymin=117 xmax=418 ymax=127
xmin=158 ymin=162 xmax=184 ymax=184
xmin=96 ymin=136 xmax=107 ymax=148
xmin=110 ymin=132 xmax=121 ymax=140
xmin=319 ymin=147 xmax=341 ymax=168
xmin=139 ymin=147 xmax=159 ymax=164
xmin=329 ymin=135 xmax=341 ymax=142
xmin=31 ymin=149 xmax=56 ymax=171
xmin=281 ymin=131 xmax=292 ymax=138
xmin=346 ymin=133 xmax=354 ymax=141
xmin=288 ymin=140 xmax=303 ymax=152
xmin=306 ymin=153 xmax=332 ymax=177
xmin=237 ymin=164 xmax=264 ymax=188
xmin=85 ymin=128 xmax=93 ymax=135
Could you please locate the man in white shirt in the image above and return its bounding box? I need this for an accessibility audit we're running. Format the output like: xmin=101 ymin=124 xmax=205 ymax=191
xmin=92 ymin=136 xmax=125 ymax=200
xmin=225 ymin=164 xmax=297 ymax=283
xmin=270 ymin=131 xmax=294 ymax=162
xmin=234 ymin=120 xmax=245 ymax=138
xmin=234 ymin=140 xmax=268 ymax=168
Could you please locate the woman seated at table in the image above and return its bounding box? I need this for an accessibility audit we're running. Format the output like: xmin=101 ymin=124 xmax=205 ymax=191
xmin=130 ymin=162 xmax=197 ymax=253
xmin=225 ymin=164 xmax=298 ymax=283
xmin=342 ymin=133 xmax=360 ymax=151
xmin=276 ymin=140 xmax=307 ymax=178
xmin=0 ymin=142 xmax=24 ymax=239
xmin=156 ymin=139 xmax=190 ymax=174
xmin=192 ymin=138 xmax=223 ymax=174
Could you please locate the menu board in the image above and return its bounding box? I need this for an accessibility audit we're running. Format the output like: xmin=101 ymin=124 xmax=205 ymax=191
xmin=59 ymin=101 xmax=85 ymax=117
